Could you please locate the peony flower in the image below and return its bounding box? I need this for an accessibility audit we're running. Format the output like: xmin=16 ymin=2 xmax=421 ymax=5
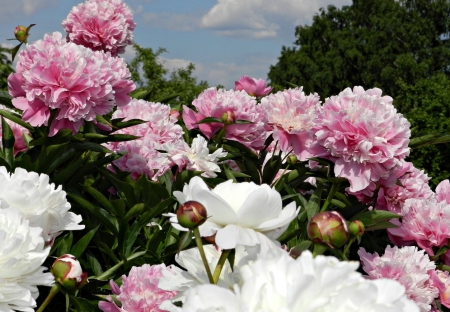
xmin=436 ymin=180 xmax=450 ymax=204
xmin=311 ymin=86 xmax=410 ymax=192
xmin=163 ymin=135 xmax=227 ymax=178
xmin=8 ymin=31 xmax=135 ymax=136
xmin=0 ymin=167 xmax=84 ymax=245
xmin=429 ymin=270 xmax=450 ymax=308
xmin=62 ymin=0 xmax=136 ymax=56
xmin=351 ymin=161 xmax=433 ymax=214
xmin=183 ymin=88 xmax=267 ymax=150
xmin=0 ymin=104 xmax=31 ymax=156
xmin=234 ymin=75 xmax=272 ymax=97
xmin=388 ymin=198 xmax=450 ymax=256
xmin=358 ymin=246 xmax=438 ymax=311
xmin=260 ymin=87 xmax=321 ymax=160
xmin=99 ymin=264 xmax=178 ymax=312
xmin=176 ymin=249 xmax=418 ymax=312
xmin=166 ymin=176 xmax=299 ymax=251
xmin=0 ymin=208 xmax=53 ymax=312
xmin=51 ymin=254 xmax=88 ymax=291
xmin=104 ymin=99 xmax=184 ymax=180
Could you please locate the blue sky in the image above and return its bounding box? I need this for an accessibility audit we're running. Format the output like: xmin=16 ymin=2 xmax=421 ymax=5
xmin=0 ymin=0 xmax=351 ymax=89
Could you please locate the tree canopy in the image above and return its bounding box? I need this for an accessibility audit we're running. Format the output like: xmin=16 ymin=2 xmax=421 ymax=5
xmin=0 ymin=45 xmax=14 ymax=90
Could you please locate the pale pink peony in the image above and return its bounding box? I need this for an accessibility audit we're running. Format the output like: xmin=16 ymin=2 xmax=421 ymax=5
xmin=0 ymin=105 xmax=30 ymax=156
xmin=98 ymin=264 xmax=178 ymax=312
xmin=8 ymin=32 xmax=135 ymax=136
xmin=183 ymin=88 xmax=267 ymax=150
xmin=351 ymin=161 xmax=433 ymax=214
xmin=260 ymin=88 xmax=321 ymax=161
xmin=358 ymin=246 xmax=438 ymax=312
xmin=429 ymin=269 xmax=450 ymax=309
xmin=234 ymin=75 xmax=272 ymax=97
xmin=62 ymin=0 xmax=136 ymax=56
xmin=311 ymin=86 xmax=410 ymax=192
xmin=388 ymin=197 xmax=450 ymax=256
xmin=105 ymin=99 xmax=183 ymax=180
xmin=436 ymin=180 xmax=450 ymax=204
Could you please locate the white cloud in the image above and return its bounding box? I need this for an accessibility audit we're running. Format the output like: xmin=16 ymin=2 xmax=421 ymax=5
xmin=0 ymin=0 xmax=58 ymax=20
xmin=201 ymin=0 xmax=352 ymax=39
xmin=159 ymin=57 xmax=192 ymax=72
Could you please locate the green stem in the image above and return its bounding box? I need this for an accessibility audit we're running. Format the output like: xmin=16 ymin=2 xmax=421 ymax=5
xmin=312 ymin=243 xmax=327 ymax=257
xmin=213 ymin=249 xmax=231 ymax=284
xmin=36 ymin=283 xmax=61 ymax=312
xmin=214 ymin=126 xmax=227 ymax=148
xmin=342 ymin=237 xmax=356 ymax=259
xmin=193 ymin=227 xmax=214 ymax=284
xmin=320 ymin=182 xmax=340 ymax=212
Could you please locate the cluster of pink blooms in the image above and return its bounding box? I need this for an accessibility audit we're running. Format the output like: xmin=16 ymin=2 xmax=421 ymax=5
xmin=105 ymin=99 xmax=183 ymax=180
xmin=8 ymin=32 xmax=135 ymax=136
xmin=183 ymin=87 xmax=267 ymax=151
xmin=62 ymin=0 xmax=136 ymax=56
xmin=99 ymin=264 xmax=178 ymax=312
xmin=351 ymin=161 xmax=433 ymax=214
xmin=358 ymin=246 xmax=450 ymax=311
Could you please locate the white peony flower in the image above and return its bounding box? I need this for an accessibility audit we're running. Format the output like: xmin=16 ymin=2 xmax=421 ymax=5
xmin=166 ymin=176 xmax=299 ymax=251
xmin=164 ymin=135 xmax=228 ymax=178
xmin=175 ymin=250 xmax=419 ymax=312
xmin=0 ymin=208 xmax=53 ymax=311
xmin=0 ymin=167 xmax=84 ymax=244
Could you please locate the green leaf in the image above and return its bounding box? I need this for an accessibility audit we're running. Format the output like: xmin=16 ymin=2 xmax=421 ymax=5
xmin=112 ymin=118 xmax=147 ymax=129
xmin=124 ymin=203 xmax=146 ymax=221
xmin=11 ymin=42 xmax=23 ymax=62
xmin=261 ymin=155 xmax=282 ymax=184
xmin=90 ymin=250 xmax=147 ymax=281
xmin=70 ymin=226 xmax=99 ymax=258
xmin=0 ymin=109 xmax=33 ymax=131
xmin=234 ymin=119 xmax=253 ymax=124
xmin=1 ymin=117 xmax=14 ymax=168
xmin=56 ymin=231 xmax=73 ymax=256
xmin=69 ymin=141 xmax=112 ymax=153
xmin=365 ymin=221 xmax=399 ymax=231
xmin=306 ymin=184 xmax=324 ymax=221
xmin=83 ymin=186 xmax=116 ymax=216
xmin=331 ymin=199 xmax=346 ymax=209
xmin=409 ymin=133 xmax=450 ymax=149
xmin=351 ymin=210 xmax=400 ymax=227
xmin=86 ymin=253 xmax=103 ymax=276
xmin=0 ymin=92 xmax=14 ymax=109
xmin=195 ymin=117 xmax=223 ymax=124
xmin=155 ymin=93 xmax=179 ymax=103
xmin=69 ymin=295 xmax=97 ymax=311
xmin=177 ymin=231 xmax=193 ymax=254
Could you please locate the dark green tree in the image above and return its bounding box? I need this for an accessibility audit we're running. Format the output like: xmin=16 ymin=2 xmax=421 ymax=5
xmin=0 ymin=45 xmax=14 ymax=90
xmin=268 ymin=0 xmax=450 ymax=99
xmin=128 ymin=44 xmax=209 ymax=107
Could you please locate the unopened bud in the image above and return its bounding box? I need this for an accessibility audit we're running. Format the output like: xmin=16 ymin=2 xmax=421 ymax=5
xmin=177 ymin=201 xmax=208 ymax=229
xmin=287 ymin=154 xmax=298 ymax=165
xmin=51 ymin=254 xmax=88 ymax=291
xmin=221 ymin=111 xmax=235 ymax=124
xmin=348 ymin=220 xmax=365 ymax=237
xmin=307 ymin=211 xmax=349 ymax=248
xmin=14 ymin=25 xmax=28 ymax=43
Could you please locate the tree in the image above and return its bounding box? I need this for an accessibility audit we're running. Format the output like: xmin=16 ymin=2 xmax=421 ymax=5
xmin=0 ymin=45 xmax=14 ymax=90
xmin=128 ymin=44 xmax=209 ymax=107
xmin=268 ymin=0 xmax=450 ymax=99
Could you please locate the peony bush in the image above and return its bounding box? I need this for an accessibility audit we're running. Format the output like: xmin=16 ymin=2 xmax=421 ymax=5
xmin=1 ymin=0 xmax=450 ymax=311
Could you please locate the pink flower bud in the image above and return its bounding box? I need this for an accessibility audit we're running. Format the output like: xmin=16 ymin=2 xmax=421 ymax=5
xmin=176 ymin=201 xmax=208 ymax=229
xmin=51 ymin=254 xmax=88 ymax=291
xmin=307 ymin=211 xmax=349 ymax=248
xmin=170 ymin=109 xmax=180 ymax=120
xmin=348 ymin=220 xmax=365 ymax=237
xmin=14 ymin=25 xmax=28 ymax=42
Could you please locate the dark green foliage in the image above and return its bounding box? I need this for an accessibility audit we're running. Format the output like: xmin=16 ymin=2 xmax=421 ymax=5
xmin=268 ymin=0 xmax=450 ymax=99
xmin=128 ymin=44 xmax=209 ymax=107
xmin=0 ymin=45 xmax=14 ymax=90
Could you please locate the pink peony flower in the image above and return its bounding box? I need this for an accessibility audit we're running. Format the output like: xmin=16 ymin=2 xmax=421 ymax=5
xmin=351 ymin=161 xmax=433 ymax=214
xmin=8 ymin=32 xmax=135 ymax=136
xmin=98 ymin=264 xmax=178 ymax=312
xmin=430 ymin=269 xmax=450 ymax=309
xmin=358 ymin=246 xmax=438 ymax=312
xmin=104 ymin=99 xmax=183 ymax=180
xmin=62 ymin=0 xmax=136 ymax=56
xmin=311 ymin=86 xmax=410 ymax=192
xmin=388 ymin=197 xmax=450 ymax=256
xmin=436 ymin=180 xmax=450 ymax=204
xmin=183 ymin=88 xmax=267 ymax=150
xmin=234 ymin=75 xmax=272 ymax=97
xmin=0 ymin=105 xmax=30 ymax=156
xmin=260 ymin=88 xmax=321 ymax=161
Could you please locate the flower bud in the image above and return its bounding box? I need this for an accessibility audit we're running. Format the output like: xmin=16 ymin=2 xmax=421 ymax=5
xmin=287 ymin=154 xmax=298 ymax=165
xmin=221 ymin=111 xmax=235 ymax=124
xmin=170 ymin=109 xmax=180 ymax=120
xmin=51 ymin=254 xmax=88 ymax=291
xmin=307 ymin=211 xmax=349 ymax=248
xmin=14 ymin=25 xmax=28 ymax=42
xmin=176 ymin=201 xmax=207 ymax=229
xmin=348 ymin=220 xmax=365 ymax=237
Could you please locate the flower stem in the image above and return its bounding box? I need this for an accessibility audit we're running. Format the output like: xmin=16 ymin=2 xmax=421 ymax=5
xmin=213 ymin=249 xmax=231 ymax=284
xmin=320 ymin=182 xmax=340 ymax=212
xmin=313 ymin=243 xmax=327 ymax=257
xmin=193 ymin=227 xmax=214 ymax=283
xmin=342 ymin=237 xmax=356 ymax=258
xmin=37 ymin=283 xmax=61 ymax=312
